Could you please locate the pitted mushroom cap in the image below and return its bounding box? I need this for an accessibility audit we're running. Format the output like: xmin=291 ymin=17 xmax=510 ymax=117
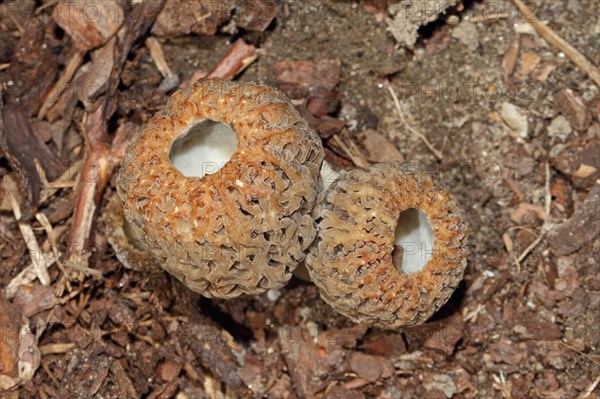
xmin=306 ymin=162 xmax=468 ymax=329
xmin=117 ymin=78 xmax=324 ymax=298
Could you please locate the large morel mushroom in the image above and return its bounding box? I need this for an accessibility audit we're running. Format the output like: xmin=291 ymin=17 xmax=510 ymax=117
xmin=306 ymin=162 xmax=468 ymax=329
xmin=117 ymin=78 xmax=324 ymax=298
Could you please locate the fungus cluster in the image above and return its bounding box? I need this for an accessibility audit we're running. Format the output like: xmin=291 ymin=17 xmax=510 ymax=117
xmin=116 ymin=78 xmax=323 ymax=298
xmin=109 ymin=78 xmax=467 ymax=328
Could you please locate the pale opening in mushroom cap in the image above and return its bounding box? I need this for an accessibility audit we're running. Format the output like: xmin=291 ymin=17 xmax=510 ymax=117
xmin=169 ymin=119 xmax=238 ymax=178
xmin=393 ymin=208 xmax=435 ymax=275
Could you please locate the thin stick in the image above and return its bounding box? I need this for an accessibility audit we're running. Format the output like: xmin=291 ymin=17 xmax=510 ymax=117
xmin=145 ymin=37 xmax=176 ymax=79
xmin=578 ymin=374 xmax=600 ymax=399
xmin=66 ymin=145 xmax=111 ymax=263
xmin=536 ymin=341 xmax=600 ymax=367
xmin=8 ymin=14 xmax=24 ymax=34
xmin=330 ymin=134 xmax=370 ymax=168
xmin=206 ymin=39 xmax=257 ymax=80
xmin=463 ymin=303 xmax=485 ymax=322
xmin=512 ymin=0 xmax=600 ymax=86
xmin=387 ymin=82 xmax=444 ymax=160
xmin=38 ymin=51 xmax=85 ymax=119
xmin=146 ymin=36 xmax=179 ymax=91
xmin=502 ymin=232 xmax=521 ymax=274
xmin=465 ymin=12 xmax=510 ymax=23
xmin=4 ymin=255 xmax=57 ymax=299
xmin=8 ymin=193 xmax=51 ymax=286
xmin=35 ymin=212 xmax=67 ymax=277
xmin=516 ymin=162 xmax=551 ymax=263
xmin=66 ymin=107 xmax=112 ymax=265
xmin=39 ymin=343 xmax=77 ymax=355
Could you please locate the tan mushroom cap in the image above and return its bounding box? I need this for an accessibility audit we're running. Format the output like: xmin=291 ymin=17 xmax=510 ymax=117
xmin=306 ymin=162 xmax=468 ymax=329
xmin=117 ymin=78 xmax=324 ymax=298
xmin=102 ymin=193 xmax=161 ymax=273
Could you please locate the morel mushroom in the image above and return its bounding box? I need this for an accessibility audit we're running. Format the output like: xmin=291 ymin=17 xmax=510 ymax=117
xmin=117 ymin=78 xmax=324 ymax=298
xmin=306 ymin=162 xmax=467 ymax=329
xmin=102 ymin=194 xmax=161 ymax=273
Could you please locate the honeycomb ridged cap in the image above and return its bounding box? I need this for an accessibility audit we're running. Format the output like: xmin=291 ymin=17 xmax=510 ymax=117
xmin=306 ymin=162 xmax=468 ymax=329
xmin=117 ymin=78 xmax=324 ymax=298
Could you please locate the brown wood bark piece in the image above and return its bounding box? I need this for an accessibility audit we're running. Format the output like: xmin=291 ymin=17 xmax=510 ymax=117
xmin=1 ymin=102 xmax=63 ymax=217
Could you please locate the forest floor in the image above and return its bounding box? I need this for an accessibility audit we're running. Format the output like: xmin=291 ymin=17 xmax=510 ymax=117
xmin=1 ymin=0 xmax=599 ymax=398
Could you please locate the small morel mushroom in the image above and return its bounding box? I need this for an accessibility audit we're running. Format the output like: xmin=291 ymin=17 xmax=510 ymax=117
xmin=117 ymin=78 xmax=324 ymax=298
xmin=306 ymin=162 xmax=468 ymax=329
xmin=102 ymin=194 xmax=161 ymax=273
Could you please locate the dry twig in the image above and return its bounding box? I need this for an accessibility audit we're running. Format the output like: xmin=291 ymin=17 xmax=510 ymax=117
xmin=465 ymin=12 xmax=510 ymax=23
xmin=512 ymin=0 xmax=600 ymax=86
xmin=7 ymin=193 xmax=51 ymax=286
xmin=387 ymin=82 xmax=444 ymax=160
xmin=4 ymin=256 xmax=56 ymax=299
xmin=145 ymin=36 xmax=179 ymax=91
xmin=206 ymin=38 xmax=257 ymax=80
xmin=38 ymin=51 xmax=85 ymax=119
xmin=330 ymin=133 xmax=370 ymax=168
xmin=516 ymin=161 xmax=551 ymax=264
xmin=577 ymin=374 xmax=600 ymax=399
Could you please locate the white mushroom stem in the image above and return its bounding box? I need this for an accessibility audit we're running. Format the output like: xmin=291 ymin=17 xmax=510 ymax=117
xmin=394 ymin=209 xmax=434 ymax=274
xmin=170 ymin=120 xmax=238 ymax=178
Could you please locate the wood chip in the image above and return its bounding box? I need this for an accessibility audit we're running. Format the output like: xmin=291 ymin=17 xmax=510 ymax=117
xmin=12 ymin=284 xmax=60 ymax=317
xmin=572 ymin=164 xmax=598 ymax=178
xmin=52 ymin=0 xmax=124 ymax=51
xmin=1 ymin=103 xmax=65 ymax=214
xmin=205 ymin=38 xmax=256 ymax=81
xmin=547 ymin=183 xmax=600 ymax=256
xmin=518 ymin=51 xmax=541 ymax=76
xmin=111 ymin=359 xmax=138 ymax=399
xmin=0 ymin=296 xmax=22 ymax=381
xmin=530 ymin=62 xmax=555 ymax=81
xmin=77 ymin=38 xmax=116 ymax=108
xmin=348 ymin=352 xmax=383 ymax=382
xmin=153 ymin=0 xmax=233 ymax=36
xmin=274 ymin=57 xmax=341 ymax=100
xmin=146 ymin=37 xmax=180 ymax=92
xmin=510 ymin=202 xmax=546 ymax=224
xmin=554 ymin=89 xmax=591 ymax=132
xmin=356 ymin=129 xmax=404 ymax=163
xmin=233 ymin=0 xmax=279 ymax=31
xmin=39 ymin=343 xmax=76 ymax=355
xmin=502 ymin=35 xmax=520 ymax=77
xmin=0 ymin=296 xmax=40 ymax=391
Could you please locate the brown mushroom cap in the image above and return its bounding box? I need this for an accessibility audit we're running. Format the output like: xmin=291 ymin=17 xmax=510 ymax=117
xmin=117 ymin=78 xmax=324 ymax=298
xmin=306 ymin=162 xmax=468 ymax=329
